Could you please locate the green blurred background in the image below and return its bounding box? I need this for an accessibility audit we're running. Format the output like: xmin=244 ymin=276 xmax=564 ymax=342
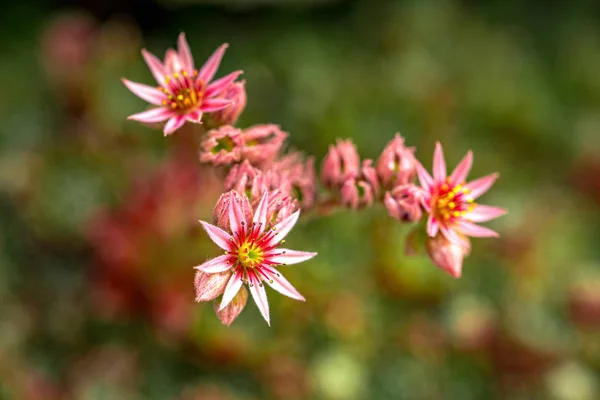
xmin=1 ymin=0 xmax=600 ymax=398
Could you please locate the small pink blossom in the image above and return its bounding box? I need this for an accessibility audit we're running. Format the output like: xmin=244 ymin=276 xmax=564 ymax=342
xmin=376 ymin=133 xmax=417 ymax=189
xmin=205 ymin=80 xmax=247 ymax=128
xmin=241 ymin=124 xmax=288 ymax=166
xmin=213 ymin=190 xmax=253 ymax=231
xmin=426 ymin=233 xmax=471 ymax=278
xmin=416 ymin=142 xmax=507 ymax=246
xmin=384 ymin=184 xmax=423 ymax=223
xmin=196 ymin=191 xmax=316 ymax=325
xmin=199 ymin=125 xmax=244 ymax=165
xmin=340 ymin=159 xmax=380 ymax=210
xmin=123 ymin=33 xmax=242 ymax=136
xmin=321 ymin=139 xmax=361 ymax=189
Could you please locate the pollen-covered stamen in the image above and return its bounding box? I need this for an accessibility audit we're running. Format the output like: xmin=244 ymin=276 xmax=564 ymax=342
xmin=433 ymin=178 xmax=476 ymax=222
xmin=237 ymin=241 xmax=264 ymax=269
xmin=159 ymin=69 xmax=204 ymax=112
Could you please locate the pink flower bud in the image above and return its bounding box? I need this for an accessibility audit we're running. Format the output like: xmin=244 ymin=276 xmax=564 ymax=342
xmin=194 ymin=270 xmax=232 ymax=302
xmin=321 ymin=139 xmax=360 ymax=189
xmin=425 ymin=234 xmax=471 ymax=278
xmin=215 ymin=285 xmax=248 ymax=326
xmin=212 ymin=190 xmax=253 ymax=230
xmin=376 ymin=133 xmax=417 ymax=189
xmin=384 ymin=184 xmax=423 ymax=223
xmin=205 ymin=80 xmax=247 ymax=128
xmin=274 ymin=152 xmax=317 ymax=209
xmin=200 ymin=125 xmax=244 ymax=165
xmin=339 ymin=159 xmax=380 ymax=210
xmin=265 ymin=190 xmax=299 ymax=227
xmin=241 ymin=124 xmax=287 ymax=166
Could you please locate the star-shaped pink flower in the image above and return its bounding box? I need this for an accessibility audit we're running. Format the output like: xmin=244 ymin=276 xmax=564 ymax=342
xmin=122 ymin=33 xmax=242 ymax=136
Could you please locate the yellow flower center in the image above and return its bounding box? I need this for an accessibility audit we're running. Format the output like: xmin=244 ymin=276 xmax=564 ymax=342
xmin=237 ymin=242 xmax=264 ymax=269
xmin=434 ymin=179 xmax=475 ymax=222
xmin=159 ymin=70 xmax=204 ymax=112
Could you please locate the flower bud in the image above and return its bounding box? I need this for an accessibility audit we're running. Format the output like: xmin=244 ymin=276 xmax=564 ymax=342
xmin=384 ymin=184 xmax=423 ymax=223
xmin=241 ymin=124 xmax=287 ymax=166
xmin=205 ymin=80 xmax=247 ymax=128
xmin=215 ymin=286 xmax=248 ymax=326
xmin=274 ymin=152 xmax=316 ymax=209
xmin=194 ymin=270 xmax=232 ymax=302
xmin=339 ymin=159 xmax=379 ymax=210
xmin=321 ymin=139 xmax=360 ymax=189
xmin=200 ymin=125 xmax=244 ymax=165
xmin=265 ymin=190 xmax=299 ymax=228
xmin=376 ymin=133 xmax=416 ymax=189
xmin=425 ymin=234 xmax=471 ymax=278
xmin=212 ymin=190 xmax=253 ymax=230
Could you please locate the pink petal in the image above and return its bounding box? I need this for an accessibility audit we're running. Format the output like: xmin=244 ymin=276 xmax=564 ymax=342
xmin=205 ymin=70 xmax=243 ymax=97
xmin=267 ymin=210 xmax=300 ymax=247
xmin=456 ymin=220 xmax=499 ymax=238
xmin=450 ymin=151 xmax=472 ymax=185
xmin=163 ymin=116 xmax=186 ymax=136
xmin=261 ymin=268 xmax=305 ymax=301
xmin=186 ymin=110 xmax=203 ymax=124
xmin=253 ymin=191 xmax=269 ymax=234
xmin=416 ymin=161 xmax=434 ymax=193
xmin=141 ymin=49 xmax=167 ymax=84
xmin=128 ymin=107 xmax=174 ymax=123
xmin=219 ymin=270 xmax=244 ymax=310
xmin=122 ymin=79 xmax=165 ymax=105
xmin=464 ymin=173 xmax=499 ymax=200
xmin=164 ymin=49 xmax=182 ymax=74
xmin=199 ymin=221 xmax=233 ymax=251
xmin=265 ymin=249 xmax=317 ymax=265
xmin=467 ymin=205 xmax=507 ymax=223
xmin=199 ymin=98 xmax=231 ymax=113
xmin=228 ymin=192 xmax=245 ymax=236
xmin=440 ymin=225 xmax=470 ymax=247
xmin=248 ymin=270 xmax=270 ymax=326
xmin=194 ymin=254 xmax=232 ymax=273
xmin=433 ymin=142 xmax=447 ymax=183
xmin=177 ymin=32 xmax=194 ymax=72
xmin=426 ymin=215 xmax=439 ymax=237
xmin=199 ymin=43 xmax=229 ymax=83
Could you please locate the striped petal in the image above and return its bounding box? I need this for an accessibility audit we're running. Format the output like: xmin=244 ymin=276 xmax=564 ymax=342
xmin=267 ymin=210 xmax=299 ymax=247
xmin=261 ymin=268 xmax=305 ymax=301
xmin=248 ymin=270 xmax=270 ymax=326
xmin=205 ymin=70 xmax=243 ymax=97
xmin=199 ymin=98 xmax=231 ymax=113
xmin=128 ymin=107 xmax=174 ymax=123
xmin=219 ymin=269 xmax=244 ymax=310
xmin=228 ymin=191 xmax=246 ymax=236
xmin=199 ymin=221 xmax=233 ymax=251
xmin=199 ymin=43 xmax=229 ymax=83
xmin=163 ymin=115 xmax=186 ymax=136
xmin=433 ymin=142 xmax=447 ymax=183
xmin=467 ymin=205 xmax=507 ymax=223
xmin=440 ymin=225 xmax=470 ymax=247
xmin=426 ymin=215 xmax=439 ymax=237
xmin=164 ymin=49 xmax=182 ymax=74
xmin=122 ymin=79 xmax=165 ymax=105
xmin=252 ymin=191 xmax=269 ymax=235
xmin=456 ymin=220 xmax=499 ymax=238
xmin=450 ymin=151 xmax=472 ymax=185
xmin=465 ymin=173 xmax=499 ymax=200
xmin=416 ymin=161 xmax=434 ymax=193
xmin=177 ymin=33 xmax=194 ymax=72
xmin=194 ymin=254 xmax=232 ymax=273
xmin=186 ymin=110 xmax=203 ymax=123
xmin=141 ymin=49 xmax=166 ymax=84
xmin=265 ymin=249 xmax=317 ymax=265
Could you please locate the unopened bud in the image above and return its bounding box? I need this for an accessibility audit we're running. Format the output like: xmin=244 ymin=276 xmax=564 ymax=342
xmin=205 ymin=80 xmax=247 ymax=128
xmin=384 ymin=184 xmax=423 ymax=223
xmin=321 ymin=139 xmax=360 ymax=189
xmin=215 ymin=286 xmax=248 ymax=326
xmin=376 ymin=133 xmax=416 ymax=189
xmin=213 ymin=190 xmax=252 ymax=230
xmin=194 ymin=270 xmax=232 ymax=302
xmin=425 ymin=233 xmax=471 ymax=279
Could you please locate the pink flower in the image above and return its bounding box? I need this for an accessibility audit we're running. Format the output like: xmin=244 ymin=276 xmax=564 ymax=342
xmin=340 ymin=159 xmax=380 ymax=210
xmin=321 ymin=139 xmax=361 ymax=189
xmin=384 ymin=184 xmax=423 ymax=223
xmin=416 ymin=142 xmax=507 ymax=246
xmin=199 ymin=125 xmax=244 ymax=165
xmin=241 ymin=124 xmax=288 ymax=166
xmin=195 ymin=191 xmax=317 ymax=325
xmin=426 ymin=233 xmax=471 ymax=278
xmin=205 ymin=80 xmax=247 ymax=128
xmin=123 ymin=33 xmax=242 ymax=136
xmin=376 ymin=133 xmax=416 ymax=189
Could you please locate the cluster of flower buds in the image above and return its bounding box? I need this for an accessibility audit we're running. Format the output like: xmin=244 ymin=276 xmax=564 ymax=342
xmin=123 ymin=33 xmax=507 ymax=326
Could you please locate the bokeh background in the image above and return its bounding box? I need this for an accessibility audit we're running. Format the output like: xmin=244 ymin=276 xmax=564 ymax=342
xmin=2 ymin=0 xmax=600 ymax=398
